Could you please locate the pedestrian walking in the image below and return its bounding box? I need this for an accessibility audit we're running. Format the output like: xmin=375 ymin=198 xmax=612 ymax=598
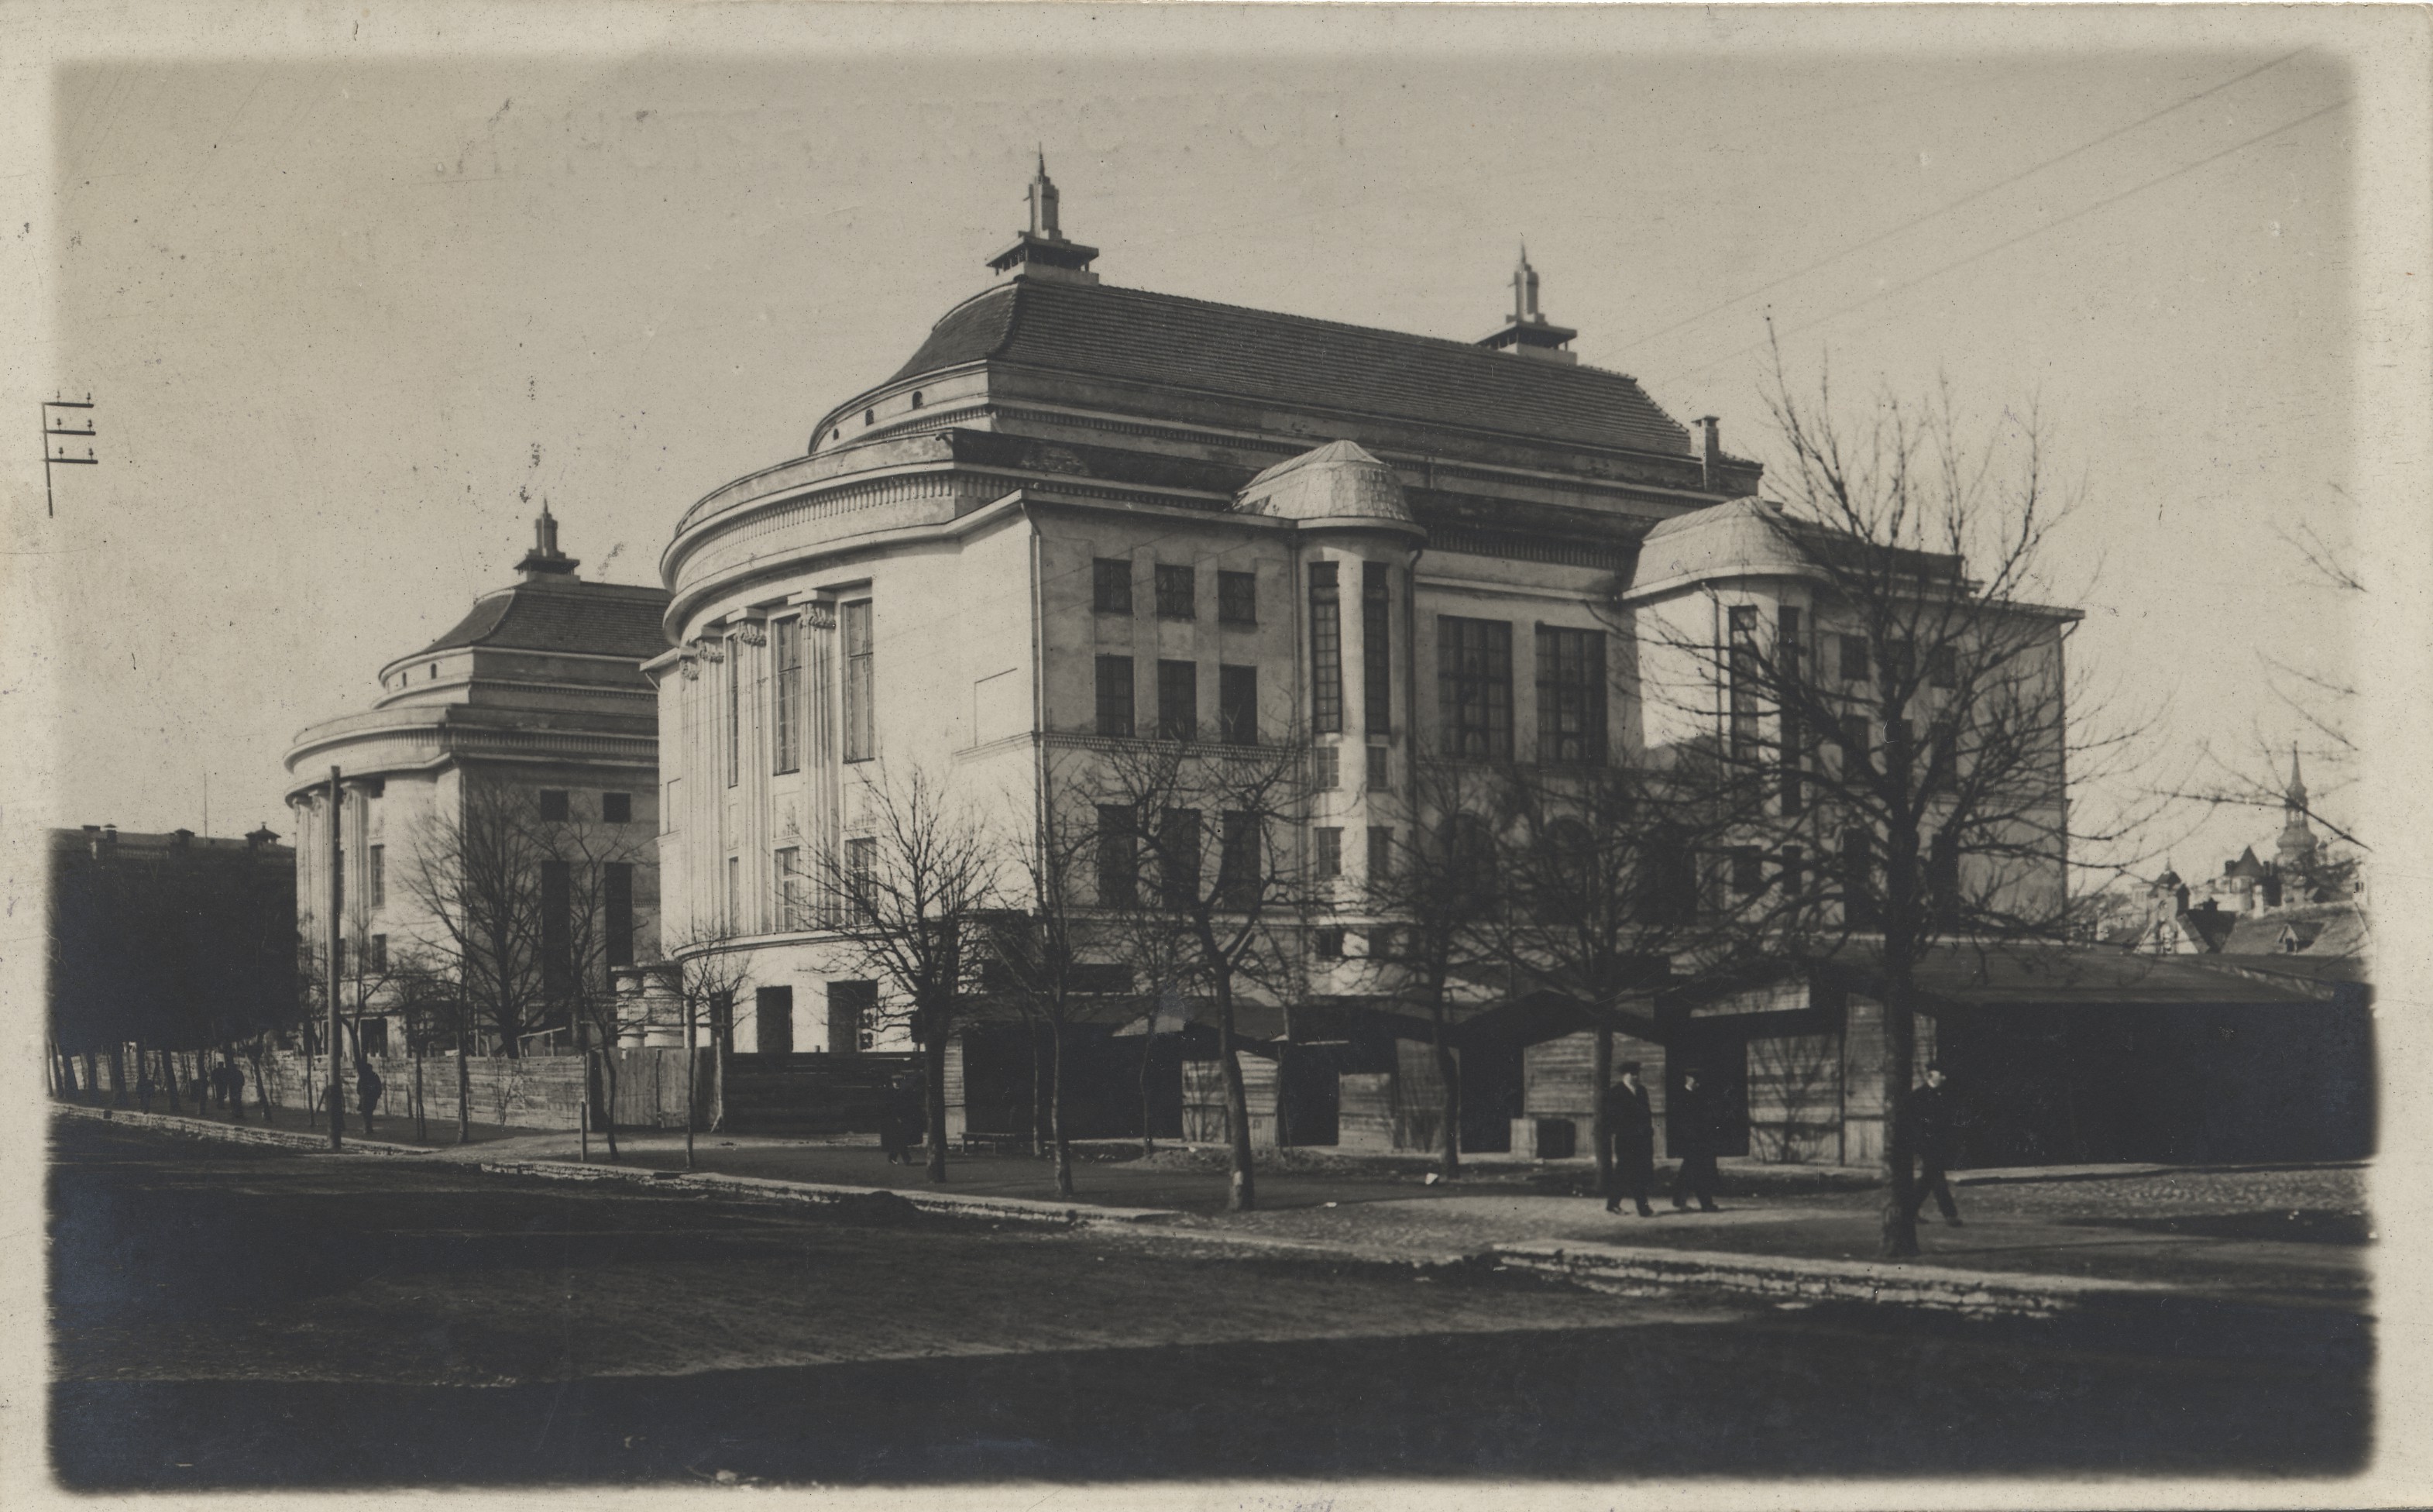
xmin=1668 ymin=1069 xmax=1722 ymax=1213
xmin=1600 ymin=1062 xmax=1656 ymax=1217
xmin=222 ymin=1059 xmax=246 ymax=1122
xmin=880 ymin=1072 xmax=919 ymax=1163
xmin=136 ymin=1068 xmax=155 ymax=1114
xmin=1902 ymin=1062 xmax=1964 ymax=1227
xmin=191 ymin=1064 xmax=211 ymax=1115
xmin=356 ymin=1059 xmax=386 ymax=1139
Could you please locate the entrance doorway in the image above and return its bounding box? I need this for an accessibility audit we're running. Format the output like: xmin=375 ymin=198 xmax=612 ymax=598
xmin=1458 ymin=1042 xmax=1523 ymax=1153
xmin=754 ymin=986 xmax=794 ymax=1057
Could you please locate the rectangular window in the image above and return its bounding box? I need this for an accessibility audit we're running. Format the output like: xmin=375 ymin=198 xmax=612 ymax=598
xmin=1438 ymin=616 xmax=1514 ymax=761
xmin=1157 ymin=659 xmax=1198 ymax=742
xmin=1154 ymin=563 xmax=1196 ymax=620
xmin=1314 ymin=927 xmax=1345 ymax=960
xmin=1839 ymin=634 xmax=1871 ymax=684
xmin=1534 ymin=626 xmax=1608 ymax=765
xmin=367 ymin=844 xmax=384 ymax=908
xmin=368 ymin=934 xmax=388 ymax=975
xmin=603 ymin=792 xmax=632 ymax=824
xmin=1930 ymin=719 xmax=1958 ymax=790
xmin=541 ymin=859 xmax=572 ymax=994
xmin=1309 ymin=562 xmax=1342 ymax=734
xmin=1840 ymin=715 xmax=1871 ymax=774
xmin=1777 ymin=604 xmax=1803 ymax=686
xmin=1730 ymin=847 xmax=1765 ymax=897
xmin=1367 ymin=826 xmax=1393 ymax=881
xmin=828 ymin=980 xmax=877 ymax=1054
xmin=1095 ymin=805 xmax=1138 ymax=908
xmin=726 ymin=855 xmax=741 ymax=930
xmin=773 ymin=617 xmax=802 ymax=773
xmin=1218 ymin=811 xmax=1259 ymax=912
xmin=1314 ymin=827 xmax=1343 ymax=881
xmin=1882 ymin=639 xmax=1916 ymax=690
xmin=1093 ymin=558 xmax=1134 ymax=615
xmin=1362 ymin=562 xmax=1392 ymax=733
xmin=607 ymin=861 xmax=635 ymax=964
xmin=1158 ymin=808 xmax=1201 ymax=911
xmin=1312 ymin=745 xmax=1339 ymax=791
xmin=1366 ymin=744 xmax=1390 ymax=792
xmin=1929 ymin=643 xmax=1957 ymax=689
xmin=1891 ymin=718 xmax=1915 ymax=787
xmin=1780 ymin=844 xmax=1805 ymax=897
xmin=772 ymin=848 xmax=800 ymax=932
xmin=724 ymin=645 xmax=741 ymax=788
xmin=1218 ymin=664 xmax=1259 ymax=745
xmin=1841 ymin=829 xmax=1878 ymax=929
xmin=844 ymin=837 xmax=876 ymax=912
xmin=842 ymin=600 xmax=875 ymax=762
xmin=1218 ymin=569 xmax=1257 ymax=626
xmin=1727 ymin=604 xmax=1761 ymax=761
xmin=539 ymin=789 xmax=570 ymax=821
xmin=1095 ymin=655 xmax=1136 ymax=737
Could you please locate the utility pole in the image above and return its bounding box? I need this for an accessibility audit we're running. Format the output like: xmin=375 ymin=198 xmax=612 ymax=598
xmin=42 ymin=395 xmax=97 ymax=518
xmin=327 ymin=766 xmax=345 ymax=1149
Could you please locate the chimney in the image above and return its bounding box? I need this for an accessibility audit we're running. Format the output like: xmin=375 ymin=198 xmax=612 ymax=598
xmin=1699 ymin=417 xmax=1722 ymax=490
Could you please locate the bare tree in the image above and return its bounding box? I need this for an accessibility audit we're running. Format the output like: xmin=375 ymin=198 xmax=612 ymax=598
xmin=403 ymin=775 xmax=556 ymax=1060
xmin=531 ymin=807 xmax=652 ymax=1160
xmin=1491 ymin=755 xmax=1723 ymax=1198
xmin=1359 ymin=753 xmax=1507 ymax=1180
xmin=821 ymin=766 xmax=1002 ymax=1184
xmin=1631 ymin=355 xmax=2151 ymax=1257
xmin=982 ymin=769 xmax=1130 ymax=1198
xmin=655 ymin=918 xmax=758 ymax=1169
xmin=1089 ymin=733 xmax=1310 ymax=1213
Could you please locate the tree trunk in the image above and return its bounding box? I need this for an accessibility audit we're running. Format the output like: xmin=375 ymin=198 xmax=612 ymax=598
xmin=455 ymin=1020 xmax=473 ymax=1146
xmin=107 ymin=1043 xmax=127 ymax=1108
xmin=160 ymin=1048 xmax=182 ymax=1115
xmin=1432 ymin=1003 xmax=1461 ymax=1181
xmin=414 ymin=1045 xmax=427 ymax=1144
xmin=922 ymin=1010 xmax=950 ymax=1184
xmin=1879 ymin=967 xmax=1921 ymax=1259
xmin=1213 ymin=969 xmax=1256 ymax=1213
xmin=1139 ymin=1025 xmax=1158 ymax=1156
xmin=82 ymin=1053 xmax=100 ymax=1105
xmin=599 ymin=1046 xmax=621 ymax=1161
xmin=683 ymin=1009 xmax=698 ymax=1170
xmin=225 ymin=1044 xmax=246 ymax=1122
xmin=1029 ymin=1020 xmax=1048 ymax=1159
xmin=251 ymin=1047 xmax=274 ymax=1125
xmin=1589 ymin=1024 xmax=1613 ymax=1196
xmin=1050 ymin=1019 xmax=1074 ymax=1198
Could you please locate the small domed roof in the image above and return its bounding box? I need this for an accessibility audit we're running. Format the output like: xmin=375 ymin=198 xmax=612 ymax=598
xmin=1233 ymin=440 xmax=1415 ymax=526
xmin=1631 ymin=496 xmax=1818 ymax=595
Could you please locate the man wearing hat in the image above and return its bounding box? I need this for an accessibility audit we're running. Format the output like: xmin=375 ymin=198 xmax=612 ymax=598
xmin=1669 ymin=1068 xmax=1723 ymax=1212
xmin=1599 ymin=1061 xmax=1656 ymax=1217
xmin=1903 ymin=1061 xmax=1963 ymax=1226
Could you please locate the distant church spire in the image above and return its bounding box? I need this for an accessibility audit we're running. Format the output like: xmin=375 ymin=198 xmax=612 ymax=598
xmin=2275 ymin=741 xmax=2319 ymax=869
xmin=1479 ymin=240 xmax=1577 ymax=364
xmin=988 ymin=152 xmax=1099 ymax=285
xmin=517 ymin=501 xmax=580 ymax=579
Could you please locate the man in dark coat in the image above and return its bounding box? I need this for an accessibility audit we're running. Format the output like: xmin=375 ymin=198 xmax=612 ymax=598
xmin=357 ymin=1059 xmax=385 ymax=1138
xmin=880 ymin=1072 xmax=919 ymax=1164
xmin=1668 ymin=1069 xmax=1722 ymax=1213
xmin=1600 ymin=1062 xmax=1657 ymax=1217
xmin=1903 ymin=1061 xmax=1963 ymax=1226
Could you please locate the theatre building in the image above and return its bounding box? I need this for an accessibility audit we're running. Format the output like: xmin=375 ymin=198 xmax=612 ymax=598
xmin=651 ymin=162 xmax=2108 ymax=1159
xmin=283 ymin=512 xmax=668 ymax=1056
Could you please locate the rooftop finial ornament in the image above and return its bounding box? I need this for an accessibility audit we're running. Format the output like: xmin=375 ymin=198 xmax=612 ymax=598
xmin=517 ymin=500 xmax=580 ymax=579
xmin=988 ymin=152 xmax=1099 ymax=285
xmin=1479 ymin=241 xmax=1576 ymax=364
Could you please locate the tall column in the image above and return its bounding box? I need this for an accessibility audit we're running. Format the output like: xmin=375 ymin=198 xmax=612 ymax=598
xmin=326 ymin=766 xmax=345 ymax=1148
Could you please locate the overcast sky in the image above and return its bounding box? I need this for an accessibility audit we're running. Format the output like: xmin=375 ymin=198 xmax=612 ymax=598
xmin=9 ymin=5 xmax=2400 ymax=881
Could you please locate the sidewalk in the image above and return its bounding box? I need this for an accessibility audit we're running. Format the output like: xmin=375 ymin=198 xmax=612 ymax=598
xmin=480 ymin=1127 xmax=2371 ymax=1311
xmin=51 ymin=1094 xmax=553 ymax=1150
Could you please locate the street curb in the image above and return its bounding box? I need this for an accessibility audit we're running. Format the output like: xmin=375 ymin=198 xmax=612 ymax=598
xmin=476 ymin=1157 xmax=1184 ymax=1228
xmin=1490 ymin=1239 xmax=2170 ymax=1318
xmin=53 ymin=1101 xmax=438 ymax=1158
